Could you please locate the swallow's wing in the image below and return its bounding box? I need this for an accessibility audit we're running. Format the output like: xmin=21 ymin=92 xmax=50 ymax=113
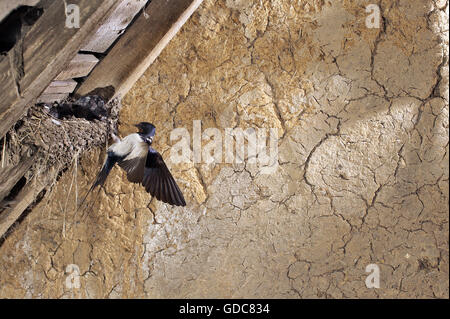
xmin=118 ymin=154 xmax=146 ymax=183
xmin=141 ymin=147 xmax=186 ymax=207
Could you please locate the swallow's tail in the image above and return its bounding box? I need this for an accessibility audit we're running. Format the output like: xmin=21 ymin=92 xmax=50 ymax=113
xmin=77 ymin=152 xmax=117 ymax=210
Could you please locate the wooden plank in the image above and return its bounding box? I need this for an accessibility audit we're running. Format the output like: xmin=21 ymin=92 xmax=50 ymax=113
xmin=81 ymin=0 xmax=148 ymax=53
xmin=0 ymin=155 xmax=35 ymax=202
xmin=0 ymin=0 xmax=118 ymax=140
xmin=0 ymin=58 xmax=18 ymax=116
xmin=0 ymin=0 xmax=39 ymax=23
xmin=0 ymin=167 xmax=58 ymax=239
xmin=37 ymin=93 xmax=69 ymax=104
xmin=54 ymin=53 xmax=99 ymax=80
xmin=76 ymin=0 xmax=203 ymax=100
xmin=42 ymin=80 xmax=77 ymax=94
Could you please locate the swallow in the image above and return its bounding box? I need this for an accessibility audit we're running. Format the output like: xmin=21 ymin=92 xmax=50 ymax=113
xmin=80 ymin=122 xmax=186 ymax=207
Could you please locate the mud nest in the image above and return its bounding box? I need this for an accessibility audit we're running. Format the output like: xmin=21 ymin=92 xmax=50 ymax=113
xmin=2 ymin=96 xmax=121 ymax=182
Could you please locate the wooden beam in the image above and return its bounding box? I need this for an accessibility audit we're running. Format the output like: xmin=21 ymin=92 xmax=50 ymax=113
xmin=81 ymin=0 xmax=148 ymax=53
xmin=0 ymin=167 xmax=58 ymax=239
xmin=0 ymin=0 xmax=39 ymax=23
xmin=0 ymin=58 xmax=18 ymax=116
xmin=55 ymin=53 xmax=99 ymax=80
xmin=76 ymin=0 xmax=203 ymax=100
xmin=0 ymin=155 xmax=35 ymax=202
xmin=37 ymin=93 xmax=69 ymax=104
xmin=0 ymin=0 xmax=118 ymax=140
xmin=42 ymin=80 xmax=78 ymax=95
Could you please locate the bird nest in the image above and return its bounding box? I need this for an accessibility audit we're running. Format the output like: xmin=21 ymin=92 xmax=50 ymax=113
xmin=1 ymin=95 xmax=121 ymax=198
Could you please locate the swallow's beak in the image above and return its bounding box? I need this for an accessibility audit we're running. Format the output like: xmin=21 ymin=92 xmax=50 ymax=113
xmin=134 ymin=124 xmax=141 ymax=131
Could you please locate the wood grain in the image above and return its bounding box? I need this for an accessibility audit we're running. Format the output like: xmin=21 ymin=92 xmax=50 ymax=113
xmin=0 ymin=154 xmax=35 ymax=202
xmin=36 ymin=93 xmax=69 ymax=104
xmin=76 ymin=0 xmax=203 ymax=100
xmin=81 ymin=0 xmax=148 ymax=53
xmin=41 ymin=80 xmax=77 ymax=95
xmin=0 ymin=0 xmax=118 ymax=140
xmin=54 ymin=53 xmax=99 ymax=80
xmin=0 ymin=167 xmax=57 ymax=239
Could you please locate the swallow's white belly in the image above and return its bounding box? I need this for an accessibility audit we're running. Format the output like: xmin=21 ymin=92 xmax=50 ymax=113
xmin=109 ymin=133 xmax=147 ymax=159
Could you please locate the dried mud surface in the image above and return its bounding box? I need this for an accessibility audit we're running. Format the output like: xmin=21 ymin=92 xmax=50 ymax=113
xmin=0 ymin=0 xmax=448 ymax=298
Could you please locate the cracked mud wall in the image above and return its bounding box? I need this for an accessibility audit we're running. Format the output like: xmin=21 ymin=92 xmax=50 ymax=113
xmin=0 ymin=0 xmax=448 ymax=298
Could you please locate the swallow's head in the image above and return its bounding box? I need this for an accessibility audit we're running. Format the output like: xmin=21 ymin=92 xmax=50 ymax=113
xmin=135 ymin=122 xmax=156 ymax=142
